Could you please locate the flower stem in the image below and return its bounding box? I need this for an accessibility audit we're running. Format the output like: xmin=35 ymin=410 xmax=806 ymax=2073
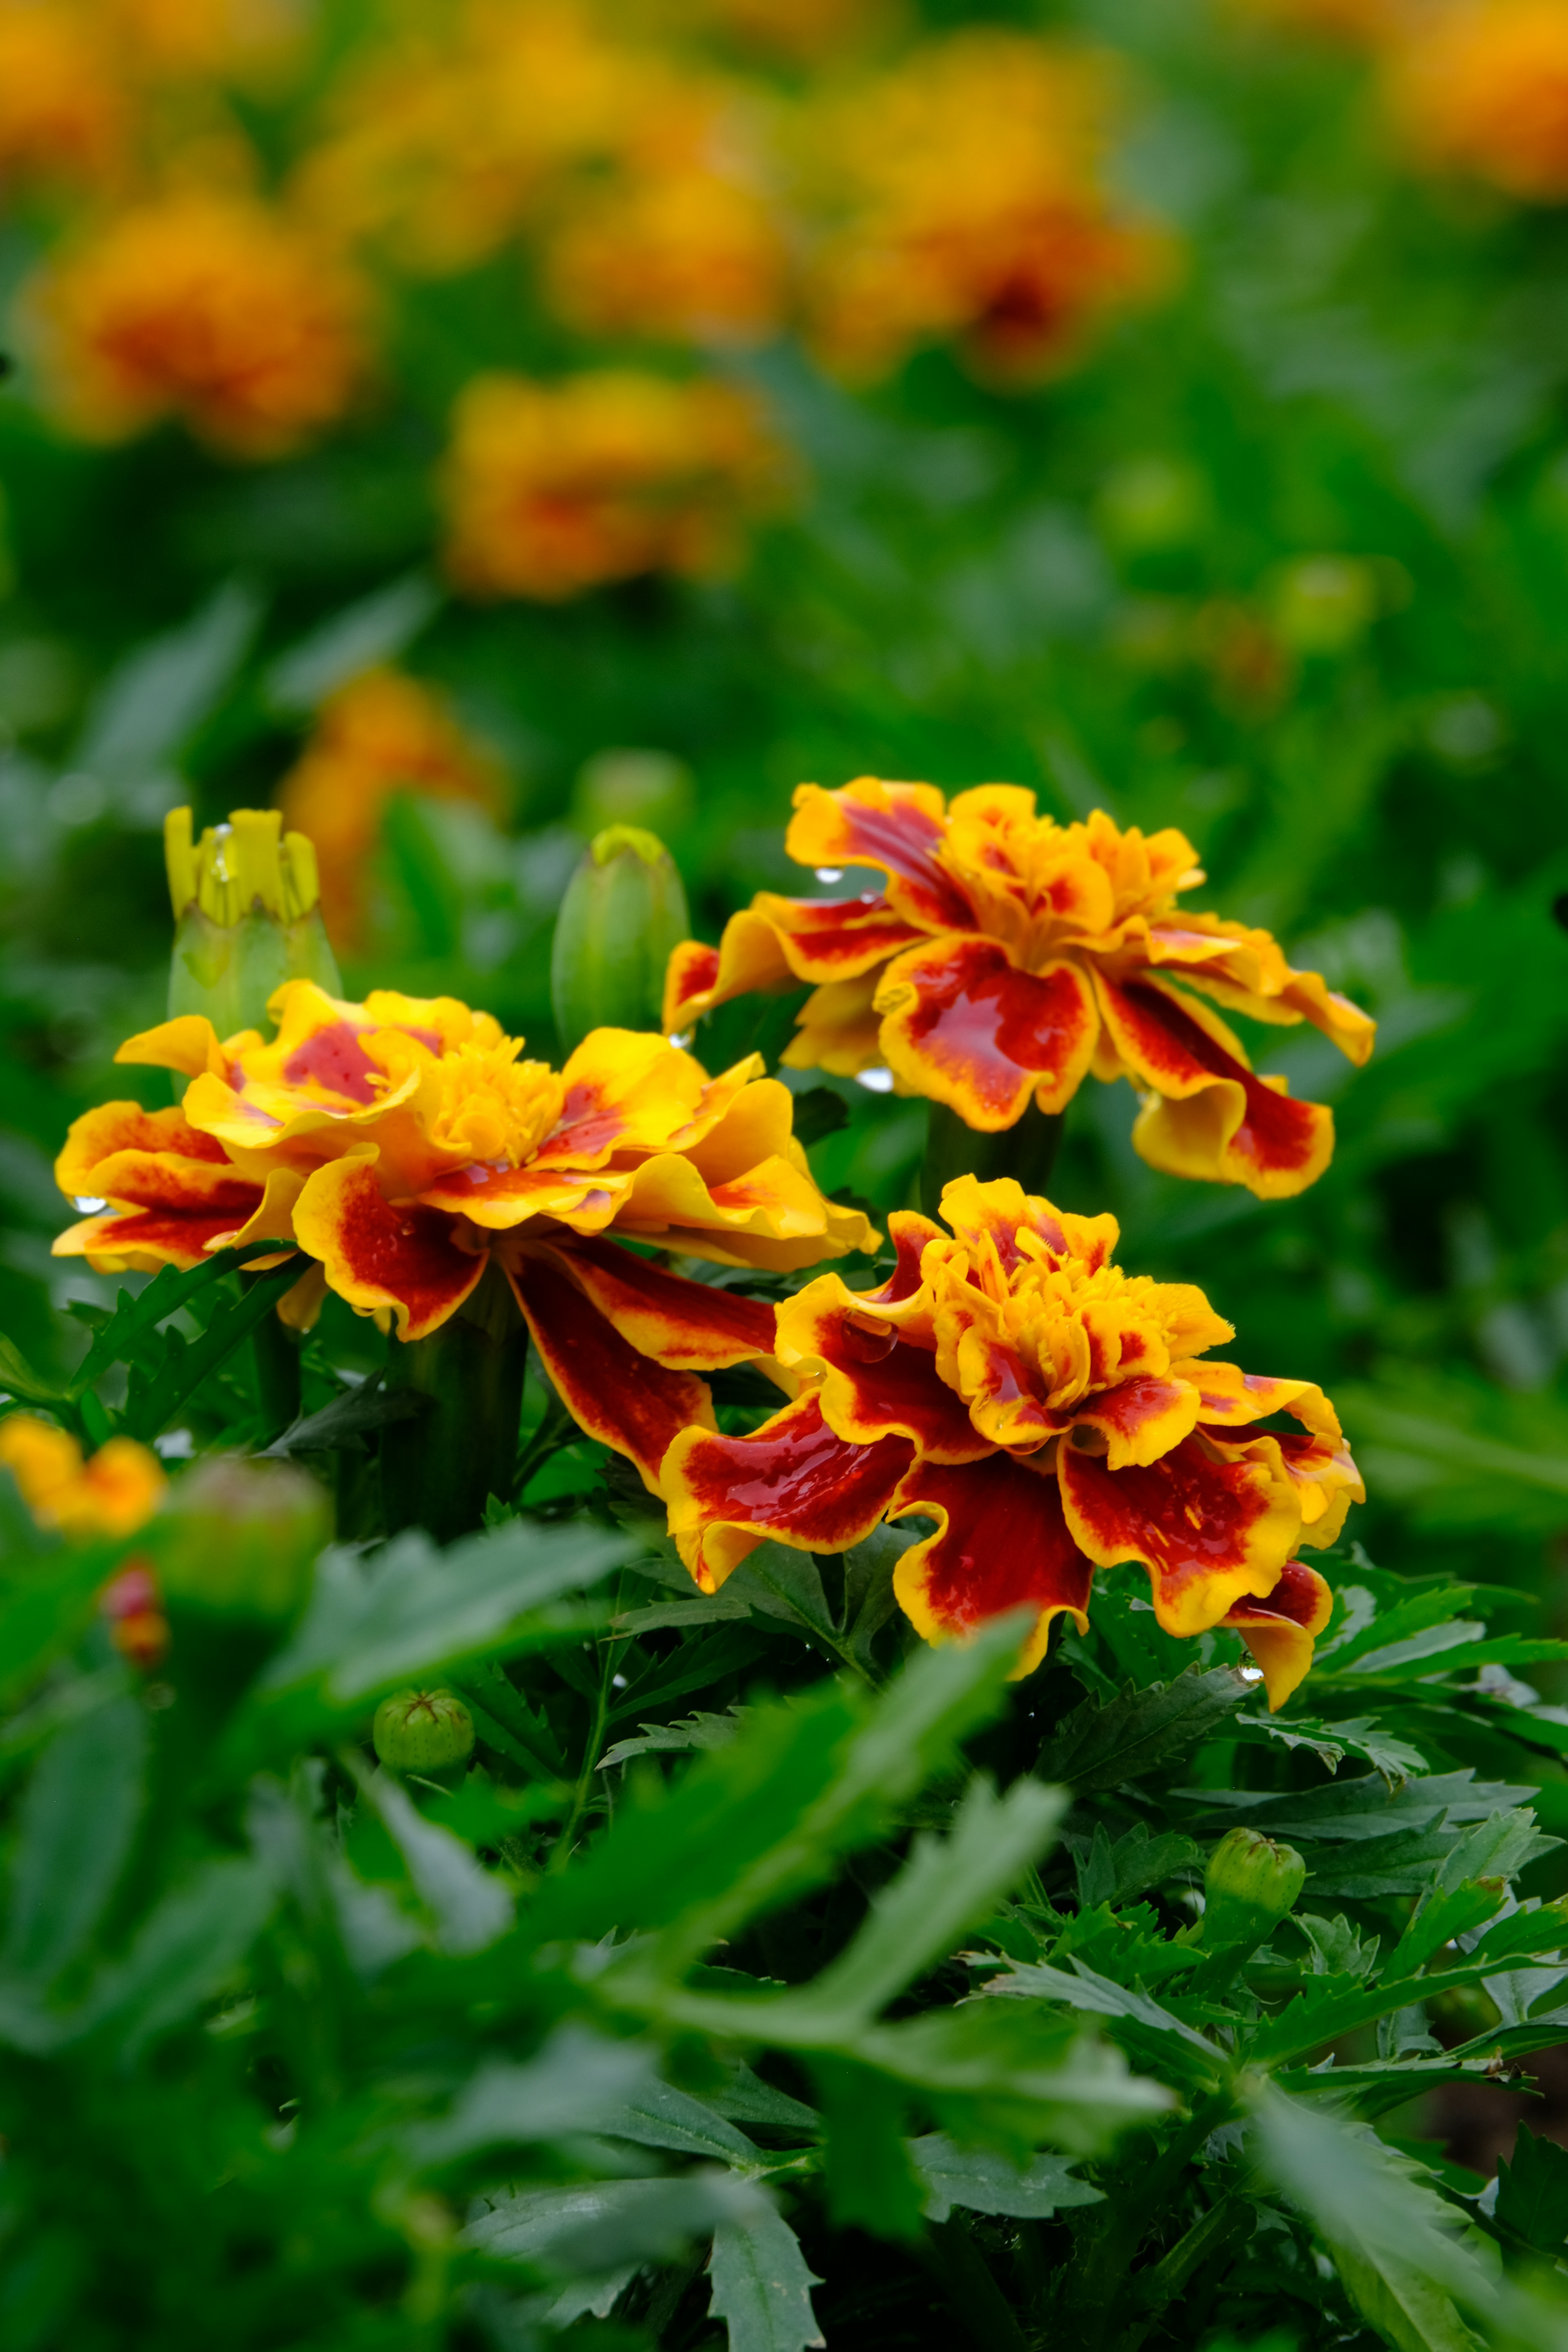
xmin=919 ymin=1100 xmax=1064 ymax=1218
xmin=380 ymin=1264 xmax=528 ymax=1544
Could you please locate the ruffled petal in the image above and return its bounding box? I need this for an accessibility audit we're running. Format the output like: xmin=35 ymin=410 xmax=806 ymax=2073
xmin=539 ymin=1029 xmax=709 ymax=1167
xmin=890 ymin=1451 xmax=1094 ymax=1676
xmin=875 ymin=935 xmax=1100 ymax=1129
xmin=610 ymin=1148 xmax=878 ymax=1270
xmin=292 ymin=1158 xmax=486 ymax=1340
xmin=1096 ymin=974 xmax=1334 ymax=1198
xmin=55 ymin=1101 xmax=254 ymax=1212
xmin=52 ymin=1204 xmax=267 ymax=1273
xmin=1188 ymin=1363 xmax=1365 ymax=1546
xmin=663 ymin=894 xmax=924 ymax=1036
xmin=661 ymin=1393 xmax=913 ymax=1591
xmin=115 ymin=1013 xmax=235 ymax=1080
xmin=785 ymin=778 xmax=973 ymax=931
xmin=1070 ymin=1373 xmax=1202 ymax=1470
xmin=1219 ymin=1559 xmax=1334 ymax=1711
xmin=548 ymin=1233 xmax=782 ymax=1371
xmin=781 ymin=971 xmax=887 ymax=1076
xmin=774 ymin=1276 xmax=992 ymax=1460
xmin=507 ymin=1248 xmax=717 ymax=1495
xmin=1146 ymin=914 xmax=1376 ymax=1066
xmin=1058 ymin=1430 xmax=1301 ymax=1635
xmin=937 ymin=1175 xmax=1119 ymax=1280
xmin=421 ymin=1163 xmax=632 ymax=1232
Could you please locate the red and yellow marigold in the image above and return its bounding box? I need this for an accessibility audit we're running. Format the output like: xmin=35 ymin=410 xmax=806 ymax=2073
xmin=277 ymin=669 xmax=504 ymax=952
xmin=797 ymin=30 xmax=1166 ymax=385
xmin=0 ymin=1416 xmax=169 ymax=1664
xmin=665 ymin=780 xmax=1375 ymax=1197
xmin=53 ymin=983 xmax=875 ymax=1492
xmin=27 ymin=189 xmax=370 ymax=457
xmin=1385 ymin=1 xmax=1568 ymax=203
xmin=663 ymin=1176 xmax=1358 ymax=1704
xmin=439 ymin=368 xmax=792 ymax=600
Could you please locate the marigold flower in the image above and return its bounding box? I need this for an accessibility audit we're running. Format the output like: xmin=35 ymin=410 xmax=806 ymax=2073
xmin=0 ymin=2 xmax=127 ymax=199
xmin=1386 ymin=0 xmax=1568 ymax=201
xmin=277 ymin=670 xmax=503 ymax=951
xmin=53 ymin=983 xmax=876 ymax=1491
xmin=28 ymin=189 xmax=370 ymax=457
xmin=663 ymin=1176 xmax=1358 ymax=1704
xmin=665 ymin=780 xmax=1376 ymax=1198
xmin=0 ymin=1414 xmax=165 ymax=1540
xmin=542 ymin=150 xmax=789 ymax=347
xmin=798 ymin=30 xmax=1166 ymax=384
xmin=439 ymin=369 xmax=791 ymax=600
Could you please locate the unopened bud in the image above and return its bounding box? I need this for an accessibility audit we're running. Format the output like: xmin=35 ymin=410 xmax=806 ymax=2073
xmin=1202 ymin=1826 xmax=1306 ymax=1950
xmin=1271 ymin=556 xmax=1378 ymax=657
xmin=550 ymin=824 xmax=691 ymax=1056
xmin=165 ymin=806 xmax=342 ymax=1039
xmin=156 ymin=1457 xmax=328 ymax=1624
xmin=373 ymin=1688 xmax=474 ymax=1777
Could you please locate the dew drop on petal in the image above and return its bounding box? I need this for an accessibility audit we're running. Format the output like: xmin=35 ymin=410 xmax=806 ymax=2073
xmin=815 ymin=867 xmax=843 ymax=884
xmin=855 ymin=1066 xmax=895 ymax=1094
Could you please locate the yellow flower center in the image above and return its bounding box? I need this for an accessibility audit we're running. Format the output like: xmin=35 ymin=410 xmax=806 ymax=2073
xmin=425 ymin=1038 xmax=566 ymax=1168
xmin=935 ymin=794 xmax=1206 ymax=969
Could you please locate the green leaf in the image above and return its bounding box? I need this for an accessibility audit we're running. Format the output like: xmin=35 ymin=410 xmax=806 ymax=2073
xmin=0 ymin=1334 xmax=69 ymax=1410
xmin=1387 ymin=1882 xmax=1510 ymax=1978
xmin=599 ymin=2079 xmax=764 ymax=2167
xmin=599 ymin=1707 xmax=751 ymax=1771
xmin=408 ymin=2028 xmax=654 ymax=2165
xmin=451 ymin=1659 xmax=565 ymax=1775
xmin=1495 ymin=2127 xmax=1568 ymax=2256
xmin=812 ymin=2059 xmax=925 ymax=2238
xmin=258 ymin=1370 xmax=429 ymax=1457
xmin=66 ymin=1243 xmax=285 ymax=1404
xmin=909 ymin=2134 xmax=1102 ymax=2223
xmin=74 ymin=580 xmax=259 ymax=782
xmin=708 ymin=2065 xmax=821 ymax=2138
xmin=4 ymin=1693 xmax=146 ymax=1989
xmin=708 ymin=2205 xmax=825 ymax=2352
xmin=87 ymin=1854 xmax=277 ymax=2061
xmin=264 ymin=571 xmax=439 ymax=713
xmin=466 ymin=2176 xmax=768 ymax=2278
xmin=120 ymin=1257 xmax=305 ymax=1441
xmin=1037 ymin=1666 xmax=1249 ymax=1794
xmin=1233 ymin=1712 xmax=1428 ymax=1788
xmin=0 ymin=1544 xmax=120 ymax=1714
xmin=355 ymin=1761 xmax=512 ymax=1956
xmin=850 ymin=2011 xmax=1174 ymax=2150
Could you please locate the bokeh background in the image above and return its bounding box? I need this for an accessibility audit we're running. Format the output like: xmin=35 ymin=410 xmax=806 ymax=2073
xmin=5 ymin=0 xmax=1568 ymax=1681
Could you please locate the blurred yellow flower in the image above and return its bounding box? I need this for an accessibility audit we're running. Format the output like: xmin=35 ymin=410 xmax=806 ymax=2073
xmin=277 ymin=670 xmax=503 ymax=951
xmin=0 ymin=1415 xmax=165 ymax=1540
xmin=28 ymin=189 xmax=372 ymax=457
xmin=439 ymin=369 xmax=793 ymax=600
xmin=799 ymin=30 xmax=1167 ymax=385
xmin=105 ymin=0 xmax=305 ymax=83
xmin=1387 ymin=0 xmax=1568 ymax=200
xmin=644 ymin=0 xmax=895 ymax=62
xmin=1226 ymin=0 xmax=1405 ymax=43
xmin=0 ymin=2 xmax=128 ymax=200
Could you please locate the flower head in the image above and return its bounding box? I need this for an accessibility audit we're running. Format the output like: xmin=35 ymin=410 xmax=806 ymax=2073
xmin=798 ymin=30 xmax=1166 ymax=384
xmin=666 ymin=780 xmax=1375 ymax=1196
xmin=55 ymin=983 xmax=876 ymax=1491
xmin=1386 ymin=0 xmax=1568 ymax=202
xmin=439 ymin=368 xmax=792 ymax=599
xmin=277 ymin=670 xmax=503 ymax=951
xmin=0 ymin=1415 xmax=165 ymax=1540
xmin=663 ymin=1176 xmax=1359 ymax=1704
xmin=28 ymin=190 xmax=370 ymax=457
xmin=0 ymin=2 xmax=127 ymax=200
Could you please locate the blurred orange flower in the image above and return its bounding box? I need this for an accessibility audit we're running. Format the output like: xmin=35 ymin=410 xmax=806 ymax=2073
xmin=28 ymin=189 xmax=371 ymax=457
xmin=105 ymin=0 xmax=305 ymax=83
xmin=278 ymin=670 xmax=503 ymax=952
xmin=1387 ymin=0 xmax=1568 ymax=200
xmin=439 ymin=369 xmax=793 ymax=600
xmin=799 ymin=29 xmax=1167 ymax=384
xmin=0 ymin=2 xmax=128 ymax=200
xmin=0 ymin=1415 xmax=165 ymax=1540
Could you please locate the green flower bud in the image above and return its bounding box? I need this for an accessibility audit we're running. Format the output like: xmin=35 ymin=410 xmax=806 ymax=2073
xmin=550 ymin=824 xmax=691 ymax=1056
xmin=156 ymin=1458 xmax=329 ymax=1624
xmin=373 ymin=1689 xmax=475 ymax=1777
xmin=165 ymin=806 xmax=343 ymax=1040
xmin=1097 ymin=455 xmax=1208 ymax=555
xmin=1270 ymin=556 xmax=1378 ymax=657
xmin=1202 ymin=1826 xmax=1306 ymax=1951
xmin=572 ymin=746 xmax=694 ymax=840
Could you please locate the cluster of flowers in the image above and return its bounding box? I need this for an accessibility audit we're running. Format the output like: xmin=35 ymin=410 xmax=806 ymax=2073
xmin=1240 ymin=0 xmax=1568 ymax=207
xmin=0 ymin=0 xmax=1162 ymax=595
xmin=22 ymin=785 xmax=1374 ymax=1707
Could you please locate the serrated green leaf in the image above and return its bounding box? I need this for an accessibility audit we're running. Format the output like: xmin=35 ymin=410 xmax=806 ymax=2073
xmin=120 ymin=1256 xmax=304 ymax=1440
xmin=86 ymin=1854 xmax=278 ymax=2062
xmin=707 ymin=2204 xmax=825 ymax=2352
xmin=355 ymin=1762 xmax=512 ymax=1956
xmin=408 ymin=2028 xmax=653 ymax=2164
xmin=909 ymin=2134 xmax=1102 ymax=2223
xmin=1495 ymin=2127 xmax=1568 ymax=2256
xmin=1233 ymin=1712 xmax=1427 ymax=1788
xmin=4 ymin=1693 xmax=145 ymax=1989
xmin=1038 ymin=1666 xmax=1248 ymax=1794
xmin=0 ymin=1335 xmax=69 ymax=1409
xmin=599 ymin=2078 xmax=763 ymax=2166
xmin=813 ymin=2058 xmax=924 ymax=2237
xmin=599 ymin=1707 xmax=750 ymax=1771
xmin=467 ymin=2175 xmax=767 ymax=2278
xmin=66 ymin=1243 xmax=284 ymax=1404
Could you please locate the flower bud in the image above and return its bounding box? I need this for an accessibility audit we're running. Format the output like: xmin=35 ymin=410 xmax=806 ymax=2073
xmin=1270 ymin=556 xmax=1378 ymax=657
xmin=550 ymin=823 xmax=691 ymax=1056
xmin=1202 ymin=1826 xmax=1306 ymax=1950
xmin=155 ymin=1457 xmax=328 ymax=1624
xmin=372 ymin=1688 xmax=475 ymax=1777
xmin=165 ymin=805 xmax=342 ymax=1039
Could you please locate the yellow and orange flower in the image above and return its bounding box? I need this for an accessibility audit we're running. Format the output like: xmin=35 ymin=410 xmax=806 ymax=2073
xmin=663 ymin=1176 xmax=1357 ymax=1703
xmin=53 ymin=982 xmax=875 ymax=1492
xmin=439 ymin=368 xmax=792 ymax=600
xmin=665 ymin=780 xmax=1376 ymax=1198
xmin=1385 ymin=0 xmax=1568 ymax=202
xmin=0 ymin=2 xmax=128 ymax=202
xmin=27 ymin=189 xmax=370 ymax=457
xmin=0 ymin=1413 xmax=165 ymax=1539
xmin=797 ymin=30 xmax=1166 ymax=385
xmin=277 ymin=669 xmax=503 ymax=952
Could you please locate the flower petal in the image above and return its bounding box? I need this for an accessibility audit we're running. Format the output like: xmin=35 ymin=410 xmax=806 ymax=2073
xmin=55 ymin=1101 xmax=248 ymax=1209
xmin=781 ymin=971 xmax=887 ymax=1076
xmin=1146 ymin=914 xmax=1376 ymax=1067
xmin=1220 ymin=1559 xmax=1333 ymax=1711
xmin=115 ymin=1013 xmax=235 ymax=1080
xmin=891 ymin=1452 xmax=1094 ymax=1676
xmin=774 ymin=1276 xmax=992 ymax=1460
xmin=785 ymin=778 xmax=973 ymax=931
xmin=612 ymin=1149 xmax=878 ymax=1270
xmin=1097 ymin=974 xmax=1334 ymax=1198
xmin=661 ymin=1393 xmax=913 ymax=1590
xmin=292 ymin=1157 xmax=486 ymax=1340
xmin=549 ymin=1234 xmax=782 ymax=1370
xmin=875 ymin=935 xmax=1099 ymax=1129
xmin=1059 ymin=1430 xmax=1301 ymax=1635
xmin=52 ymin=1205 xmax=268 ymax=1272
xmin=1071 ymin=1373 xmax=1202 ymax=1470
xmin=507 ymin=1248 xmax=717 ymax=1494
xmin=419 ymin=1163 xmax=633 ymax=1232
xmin=540 ymin=1029 xmax=708 ymax=1166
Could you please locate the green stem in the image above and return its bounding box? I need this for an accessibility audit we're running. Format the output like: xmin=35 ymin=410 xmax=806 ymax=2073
xmin=380 ymin=1264 xmax=528 ymax=1544
xmin=921 ymin=2216 xmax=1032 ymax=2352
xmin=245 ymin=1272 xmax=301 ymax=1444
xmin=920 ymin=1100 xmax=1064 ymax=1220
xmin=550 ymin=1610 xmax=628 ymax=1867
